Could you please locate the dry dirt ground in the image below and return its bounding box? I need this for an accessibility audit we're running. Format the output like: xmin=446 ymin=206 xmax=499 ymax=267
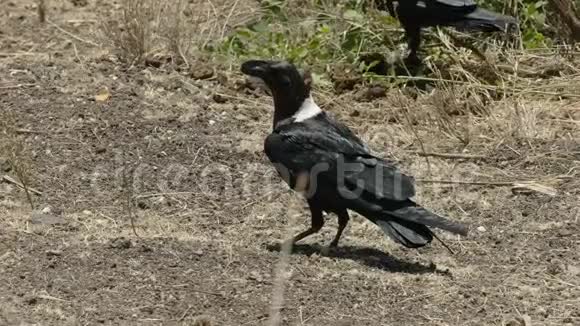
xmin=1 ymin=1 xmax=579 ymax=325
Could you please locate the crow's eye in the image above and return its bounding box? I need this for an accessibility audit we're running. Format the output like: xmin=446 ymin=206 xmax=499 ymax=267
xmin=280 ymin=76 xmax=291 ymax=87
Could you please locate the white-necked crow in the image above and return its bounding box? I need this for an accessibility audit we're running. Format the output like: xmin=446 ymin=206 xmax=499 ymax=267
xmin=241 ymin=60 xmax=468 ymax=250
xmin=377 ymin=0 xmax=518 ymax=65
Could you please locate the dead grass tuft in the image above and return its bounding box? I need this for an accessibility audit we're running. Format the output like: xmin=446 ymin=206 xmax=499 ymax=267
xmin=0 ymin=114 xmax=36 ymax=210
xmin=191 ymin=315 xmax=214 ymax=326
xmin=100 ymin=0 xmax=260 ymax=65
xmin=100 ymin=0 xmax=165 ymax=63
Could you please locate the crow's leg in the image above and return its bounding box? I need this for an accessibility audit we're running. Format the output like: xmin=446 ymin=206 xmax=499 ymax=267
xmin=404 ymin=24 xmax=422 ymax=66
xmin=285 ymin=202 xmax=324 ymax=245
xmin=329 ymin=210 xmax=350 ymax=247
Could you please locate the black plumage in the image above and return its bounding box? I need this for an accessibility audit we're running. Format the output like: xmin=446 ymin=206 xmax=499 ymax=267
xmin=241 ymin=60 xmax=468 ymax=250
xmin=377 ymin=0 xmax=518 ymax=65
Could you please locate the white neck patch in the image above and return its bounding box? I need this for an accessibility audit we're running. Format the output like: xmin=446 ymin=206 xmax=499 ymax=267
xmin=293 ymin=96 xmax=322 ymax=122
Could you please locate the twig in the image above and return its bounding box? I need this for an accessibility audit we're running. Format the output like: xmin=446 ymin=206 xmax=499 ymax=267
xmin=417 ymin=179 xmax=513 ymax=186
xmin=189 ymin=289 xmax=223 ymax=296
xmin=65 ymin=19 xmax=98 ymax=24
xmin=220 ymin=0 xmax=240 ymax=39
xmin=46 ymin=19 xmax=99 ymax=47
xmin=178 ymin=305 xmax=192 ymax=321
xmin=2 ymin=175 xmax=43 ymax=196
xmin=0 ymin=83 xmax=36 ymax=90
xmin=38 ymin=0 xmax=46 ymax=24
xmin=72 ymin=42 xmax=85 ymax=69
xmin=134 ymin=192 xmax=197 ymax=199
xmin=412 ymin=151 xmax=487 ymax=160
xmin=14 ymin=167 xmax=35 ymax=209
xmin=36 ymin=294 xmax=69 ymax=302
xmin=0 ymin=52 xmax=48 ymax=57
xmin=122 ymin=163 xmax=139 ymax=238
xmin=15 ymin=128 xmax=47 ymax=135
xmin=431 ymin=232 xmax=456 ymax=254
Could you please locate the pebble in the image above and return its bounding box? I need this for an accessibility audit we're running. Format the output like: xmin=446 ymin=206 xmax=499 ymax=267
xmin=29 ymin=211 xmax=66 ymax=225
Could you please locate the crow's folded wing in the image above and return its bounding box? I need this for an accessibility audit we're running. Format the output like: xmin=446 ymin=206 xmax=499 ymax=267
xmin=435 ymin=0 xmax=477 ymax=8
xmin=264 ymin=125 xmax=415 ymax=201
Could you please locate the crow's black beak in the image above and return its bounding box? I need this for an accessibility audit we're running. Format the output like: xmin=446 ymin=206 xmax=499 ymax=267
xmin=241 ymin=60 xmax=270 ymax=79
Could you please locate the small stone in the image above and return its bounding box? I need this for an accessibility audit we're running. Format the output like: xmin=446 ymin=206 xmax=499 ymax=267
xmin=364 ymin=85 xmax=387 ymax=100
xmin=24 ymin=296 xmax=38 ymax=305
xmin=216 ymin=72 xmax=228 ymax=86
xmin=476 ymin=226 xmax=487 ymax=232
xmin=191 ymin=67 xmax=214 ymax=80
xmin=144 ymin=58 xmax=163 ymax=68
xmin=212 ymin=93 xmax=227 ymax=104
xmin=29 ymin=212 xmax=66 ymax=225
xmin=558 ymin=228 xmax=573 ymax=237
xmin=141 ymin=245 xmax=153 ymax=253
xmin=46 ymin=250 xmax=62 ymax=256
xmin=0 ymin=158 xmax=11 ymax=172
xmin=234 ymin=114 xmax=248 ymax=121
xmin=109 ymin=237 xmax=132 ymax=249
xmin=566 ymin=264 xmax=580 ymax=276
xmin=248 ymin=271 xmax=263 ymax=282
xmin=82 ymin=210 xmax=92 ymax=216
xmin=41 ymin=206 xmax=52 ymax=214
xmin=136 ymin=200 xmax=149 ymax=209
xmin=208 ymin=120 xmax=216 ymax=126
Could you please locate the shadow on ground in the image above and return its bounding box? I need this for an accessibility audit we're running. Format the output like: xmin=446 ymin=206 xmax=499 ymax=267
xmin=266 ymin=242 xmax=451 ymax=276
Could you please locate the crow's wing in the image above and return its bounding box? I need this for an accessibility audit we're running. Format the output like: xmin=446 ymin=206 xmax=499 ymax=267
xmin=435 ymin=0 xmax=477 ymax=8
xmin=457 ymin=7 xmax=518 ymax=32
xmin=264 ymin=122 xmax=415 ymax=201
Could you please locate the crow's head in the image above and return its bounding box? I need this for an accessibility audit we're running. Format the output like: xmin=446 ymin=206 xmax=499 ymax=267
xmin=241 ymin=60 xmax=313 ymax=127
xmin=241 ymin=60 xmax=311 ymax=96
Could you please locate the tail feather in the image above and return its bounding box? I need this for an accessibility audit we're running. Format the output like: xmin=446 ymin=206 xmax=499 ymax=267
xmin=376 ymin=219 xmax=433 ymax=248
xmin=386 ymin=205 xmax=469 ymax=236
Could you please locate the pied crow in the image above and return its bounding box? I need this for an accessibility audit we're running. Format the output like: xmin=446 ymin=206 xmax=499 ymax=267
xmin=241 ymin=59 xmax=468 ymax=250
xmin=377 ymin=0 xmax=518 ymax=65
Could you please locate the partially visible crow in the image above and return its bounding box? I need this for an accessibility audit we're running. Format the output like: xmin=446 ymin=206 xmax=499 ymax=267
xmin=241 ymin=60 xmax=468 ymax=251
xmin=377 ymin=0 xmax=518 ymax=65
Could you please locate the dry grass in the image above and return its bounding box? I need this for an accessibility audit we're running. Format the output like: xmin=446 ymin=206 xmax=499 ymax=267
xmin=0 ymin=114 xmax=36 ymax=210
xmin=100 ymin=0 xmax=260 ymax=65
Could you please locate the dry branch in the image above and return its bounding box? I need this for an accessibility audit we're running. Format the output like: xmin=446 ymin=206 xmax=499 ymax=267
xmin=0 ymin=84 xmax=37 ymax=90
xmin=418 ymin=179 xmax=558 ymax=196
xmin=412 ymin=151 xmax=487 ymax=160
xmin=417 ymin=179 xmax=513 ymax=186
xmin=47 ymin=19 xmax=99 ymax=46
xmin=549 ymin=0 xmax=580 ymax=41
xmin=38 ymin=0 xmax=46 ymax=24
xmin=134 ymin=192 xmax=197 ymax=199
xmin=1 ymin=175 xmax=43 ymax=196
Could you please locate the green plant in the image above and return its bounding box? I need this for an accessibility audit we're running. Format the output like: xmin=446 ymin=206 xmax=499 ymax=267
xmin=207 ymin=0 xmax=394 ymax=81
